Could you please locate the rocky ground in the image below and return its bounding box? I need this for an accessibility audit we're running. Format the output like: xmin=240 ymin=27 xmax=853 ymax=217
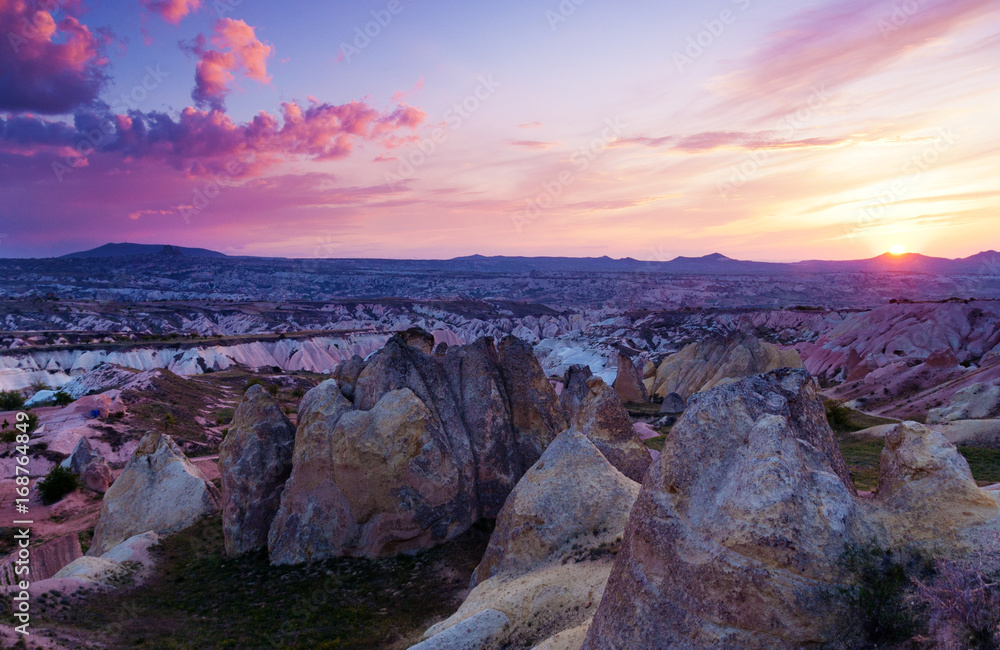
xmin=2 ymin=262 xmax=1000 ymax=647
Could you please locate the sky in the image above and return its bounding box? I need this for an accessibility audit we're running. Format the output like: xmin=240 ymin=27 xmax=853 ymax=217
xmin=0 ymin=0 xmax=998 ymax=260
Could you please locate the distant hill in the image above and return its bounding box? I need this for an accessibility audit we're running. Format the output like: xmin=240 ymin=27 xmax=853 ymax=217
xmin=61 ymin=243 xmax=227 ymax=259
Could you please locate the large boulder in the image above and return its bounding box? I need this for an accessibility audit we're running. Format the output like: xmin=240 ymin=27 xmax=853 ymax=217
xmin=88 ymin=433 xmax=220 ymax=557
xmin=60 ymin=436 xmax=113 ymax=493
xmin=927 ymin=381 xmax=1000 ymax=423
xmin=269 ymin=331 xmax=569 ymax=564
xmin=274 ymin=388 xmax=465 ymax=560
xmin=584 ymin=369 xmax=864 ymax=649
xmin=472 ymin=429 xmax=640 ymax=586
xmin=612 ymin=353 xmax=647 ymax=404
xmin=268 ymin=379 xmax=356 ymax=565
xmin=658 ymin=391 xmax=686 ymax=415
xmin=420 ymin=430 xmax=639 ymax=648
xmin=875 ymin=422 xmax=999 ymax=545
xmin=569 ymin=377 xmax=651 ymax=483
xmin=650 ymin=334 xmax=803 ymax=399
xmin=219 ymin=384 xmax=296 ymax=556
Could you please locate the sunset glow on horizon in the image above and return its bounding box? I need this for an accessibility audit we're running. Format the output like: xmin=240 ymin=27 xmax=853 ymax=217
xmin=1 ymin=0 xmax=998 ymax=260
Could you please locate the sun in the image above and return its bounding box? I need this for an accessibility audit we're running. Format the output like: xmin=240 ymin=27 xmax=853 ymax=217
xmin=889 ymin=244 xmax=906 ymax=256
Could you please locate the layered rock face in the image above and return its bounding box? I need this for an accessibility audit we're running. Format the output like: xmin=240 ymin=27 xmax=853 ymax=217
xmin=650 ymin=334 xmax=803 ymax=399
xmin=418 ymin=429 xmax=640 ymax=648
xmin=60 ymin=436 xmax=113 ymax=493
xmin=268 ymin=332 xmax=568 ymax=564
xmin=585 ymin=369 xmax=863 ymax=648
xmin=219 ymin=385 xmax=296 ymax=556
xmin=89 ymin=433 xmax=221 ymax=557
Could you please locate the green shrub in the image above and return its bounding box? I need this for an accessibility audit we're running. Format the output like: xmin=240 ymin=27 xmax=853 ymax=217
xmin=53 ymin=391 xmax=73 ymax=406
xmin=0 ymin=390 xmax=25 ymax=410
xmin=22 ymin=412 xmax=39 ymax=433
xmin=840 ymin=544 xmax=929 ymax=645
xmin=214 ymin=408 xmax=234 ymax=426
xmin=244 ymin=378 xmax=263 ymax=391
xmin=37 ymin=465 xmax=78 ymax=505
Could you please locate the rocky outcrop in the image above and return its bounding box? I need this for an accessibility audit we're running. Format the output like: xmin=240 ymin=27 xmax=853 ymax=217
xmin=928 ymin=382 xmax=1000 ymax=423
xmin=219 ymin=385 xmax=296 ymax=556
xmin=269 ymin=331 xmax=571 ymax=564
xmin=568 ymin=377 xmax=651 ymax=483
xmin=60 ymin=437 xmax=113 ymax=493
xmin=42 ymin=532 xmax=160 ymax=594
xmin=650 ymin=334 xmax=803 ymax=399
xmin=875 ymin=422 xmax=999 ymax=546
xmin=88 ymin=433 xmax=221 ymax=557
xmin=658 ymin=392 xmax=686 ymax=415
xmin=583 ymin=369 xmax=1000 ymax=649
xmin=331 ymin=354 xmax=365 ymax=400
xmin=585 ymin=369 xmax=863 ymax=648
xmin=419 ymin=430 xmax=639 ymax=649
xmin=558 ymin=364 xmax=593 ymax=422
xmin=268 ymin=379 xmax=356 ymax=565
xmin=612 ymin=353 xmax=647 ymax=404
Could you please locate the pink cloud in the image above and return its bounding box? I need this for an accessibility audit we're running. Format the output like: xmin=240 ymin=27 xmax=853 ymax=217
xmin=142 ymin=0 xmax=202 ymax=25
xmin=0 ymin=0 xmax=110 ymax=114
xmin=189 ymin=19 xmax=274 ymax=110
xmin=612 ymin=131 xmax=848 ymax=152
xmin=509 ymin=140 xmax=557 ymax=150
xmin=722 ymin=0 xmax=998 ymax=104
xmin=518 ymin=122 xmax=542 ymax=129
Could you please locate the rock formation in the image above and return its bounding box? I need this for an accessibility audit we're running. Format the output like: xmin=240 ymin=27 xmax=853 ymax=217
xmin=650 ymin=334 xmax=803 ymax=399
xmin=0 ymin=534 xmax=82 ymax=585
xmin=583 ymin=370 xmax=1000 ymax=649
xmin=88 ymin=433 xmax=221 ymax=556
xmin=419 ymin=430 xmax=639 ymax=648
xmin=658 ymin=391 xmax=686 ymax=415
xmin=584 ymin=369 xmax=863 ymax=648
xmin=60 ymin=437 xmax=113 ymax=493
xmin=219 ymin=384 xmax=296 ymax=556
xmin=558 ymin=364 xmax=593 ymax=422
xmin=268 ymin=379 xmax=355 ymax=565
xmin=566 ymin=376 xmax=651 ymax=483
xmin=927 ymin=381 xmax=1000 ymax=423
xmin=269 ymin=331 xmax=568 ymax=564
xmin=874 ymin=422 xmax=999 ymax=546
xmin=612 ymin=353 xmax=647 ymax=404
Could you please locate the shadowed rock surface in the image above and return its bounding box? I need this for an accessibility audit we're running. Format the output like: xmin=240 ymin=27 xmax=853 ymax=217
xmin=558 ymin=364 xmax=593 ymax=422
xmin=269 ymin=331 xmax=569 ymax=564
xmin=219 ymin=384 xmax=296 ymax=556
xmin=89 ymin=433 xmax=220 ymax=557
xmin=268 ymin=379 xmax=356 ymax=564
xmin=60 ymin=436 xmax=113 ymax=493
xmin=658 ymin=391 xmax=686 ymax=415
xmin=421 ymin=429 xmax=639 ymax=648
xmin=569 ymin=377 xmax=651 ymax=483
xmin=612 ymin=353 xmax=647 ymax=404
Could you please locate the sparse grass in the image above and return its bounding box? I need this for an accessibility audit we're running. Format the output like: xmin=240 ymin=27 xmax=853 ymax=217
xmin=214 ymin=408 xmax=235 ymax=426
xmin=825 ymin=399 xmax=898 ymax=433
xmin=956 ymin=446 xmax=1000 ymax=487
xmin=836 ymin=433 xmax=885 ymax=492
xmin=642 ymin=435 xmax=667 ymax=453
xmin=624 ymin=402 xmax=661 ymax=417
xmin=49 ymin=515 xmax=492 ymax=649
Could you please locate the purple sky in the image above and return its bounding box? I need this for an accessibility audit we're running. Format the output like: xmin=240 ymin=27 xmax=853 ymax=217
xmin=1 ymin=0 xmax=998 ymax=260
